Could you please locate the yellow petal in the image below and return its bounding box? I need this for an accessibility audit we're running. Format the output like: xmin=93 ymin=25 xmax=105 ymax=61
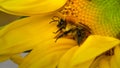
xmin=0 ymin=0 xmax=67 ymax=16
xmin=0 ymin=15 xmax=58 ymax=55
xmin=90 ymin=55 xmax=110 ymax=68
xmin=97 ymin=56 xmax=110 ymax=68
xmin=112 ymin=45 xmax=120 ymax=68
xmin=58 ymin=46 xmax=94 ymax=68
xmin=58 ymin=46 xmax=79 ymax=68
xmin=0 ymin=0 xmax=4 ymax=3
xmin=73 ymin=60 xmax=94 ymax=68
xmin=110 ymin=56 xmax=119 ymax=68
xmin=19 ymin=38 xmax=76 ymax=68
xmin=0 ymin=54 xmax=24 ymax=64
xmin=10 ymin=54 xmax=24 ymax=65
xmin=71 ymin=35 xmax=120 ymax=65
xmin=0 ymin=55 xmax=10 ymax=62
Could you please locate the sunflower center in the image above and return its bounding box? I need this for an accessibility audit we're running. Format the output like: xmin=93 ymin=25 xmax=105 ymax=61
xmin=60 ymin=0 xmax=80 ymax=17
xmin=59 ymin=0 xmax=91 ymax=20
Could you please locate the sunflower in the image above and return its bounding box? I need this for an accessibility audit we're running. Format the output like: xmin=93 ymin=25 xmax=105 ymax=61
xmin=0 ymin=0 xmax=120 ymax=68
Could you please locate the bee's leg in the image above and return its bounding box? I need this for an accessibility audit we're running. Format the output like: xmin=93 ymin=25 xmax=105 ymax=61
xmin=55 ymin=29 xmax=73 ymax=42
xmin=53 ymin=26 xmax=64 ymax=34
xmin=49 ymin=16 xmax=60 ymax=24
xmin=52 ymin=16 xmax=60 ymax=20
xmin=49 ymin=20 xmax=59 ymax=24
xmin=54 ymin=23 xmax=66 ymax=34
xmin=49 ymin=16 xmax=60 ymax=23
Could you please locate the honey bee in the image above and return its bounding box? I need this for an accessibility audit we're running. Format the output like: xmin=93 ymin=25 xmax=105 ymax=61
xmin=50 ymin=16 xmax=91 ymax=45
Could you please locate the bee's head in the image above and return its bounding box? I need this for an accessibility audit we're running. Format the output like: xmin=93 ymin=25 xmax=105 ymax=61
xmin=57 ymin=19 xmax=66 ymax=28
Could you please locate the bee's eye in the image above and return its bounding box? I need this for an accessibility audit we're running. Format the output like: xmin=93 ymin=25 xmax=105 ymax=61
xmin=57 ymin=19 xmax=66 ymax=27
xmin=60 ymin=19 xmax=65 ymax=24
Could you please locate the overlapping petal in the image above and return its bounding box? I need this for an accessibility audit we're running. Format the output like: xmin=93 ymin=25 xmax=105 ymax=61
xmin=0 ymin=0 xmax=67 ymax=16
xmin=0 ymin=14 xmax=58 ymax=56
xmin=58 ymin=46 xmax=79 ymax=68
xmin=10 ymin=54 xmax=24 ymax=65
xmin=19 ymin=38 xmax=76 ymax=68
xmin=0 ymin=0 xmax=120 ymax=68
xmin=18 ymin=35 xmax=120 ymax=68
xmin=58 ymin=46 xmax=94 ymax=68
xmin=71 ymin=35 xmax=120 ymax=66
xmin=57 ymin=35 xmax=120 ymax=68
